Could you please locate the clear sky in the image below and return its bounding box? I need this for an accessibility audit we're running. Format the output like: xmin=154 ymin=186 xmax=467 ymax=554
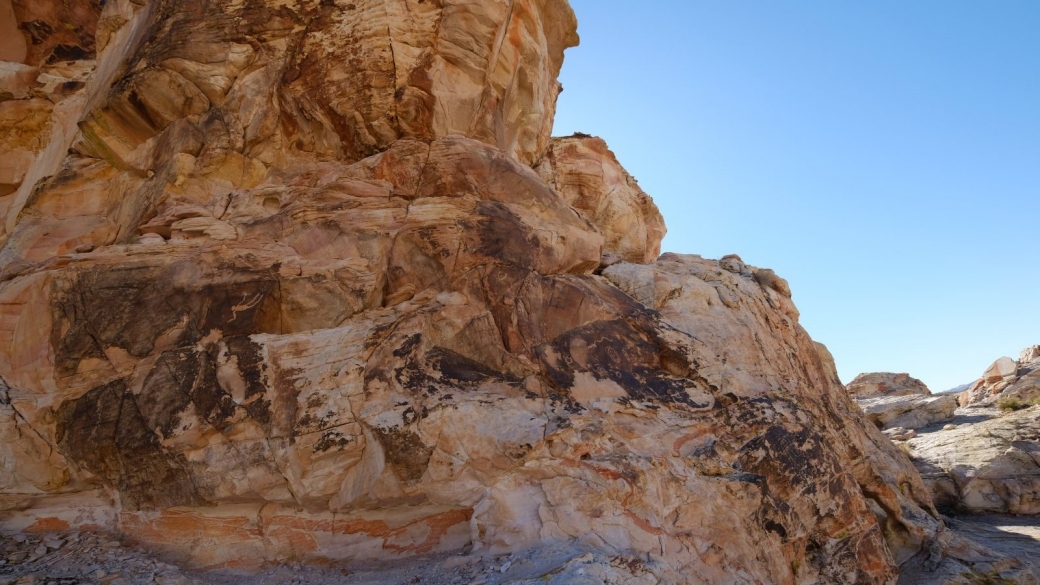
xmin=552 ymin=1 xmax=1040 ymax=392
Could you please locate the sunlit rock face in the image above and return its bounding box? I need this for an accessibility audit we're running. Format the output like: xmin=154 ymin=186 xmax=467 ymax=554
xmin=0 ymin=1 xmax=1035 ymax=583
xmin=910 ymin=406 xmax=1040 ymax=516
xmin=963 ymin=346 xmax=1040 ymax=407
xmin=907 ymin=345 xmax=1040 ymax=517
xmin=535 ymin=134 xmax=666 ymax=265
xmin=848 ymin=373 xmax=931 ymax=399
xmin=848 ymin=373 xmax=958 ymax=431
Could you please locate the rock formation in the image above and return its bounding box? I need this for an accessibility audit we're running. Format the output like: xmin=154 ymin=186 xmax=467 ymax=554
xmin=848 ymin=372 xmax=931 ymax=398
xmin=963 ymin=346 xmax=1040 ymax=407
xmin=536 ymin=134 xmax=666 ymax=265
xmin=909 ymin=406 xmax=1040 ymax=515
xmin=901 ymin=346 xmax=1040 ymax=516
xmin=848 ymin=373 xmax=958 ymax=432
xmin=0 ymin=1 xmax=1035 ymax=583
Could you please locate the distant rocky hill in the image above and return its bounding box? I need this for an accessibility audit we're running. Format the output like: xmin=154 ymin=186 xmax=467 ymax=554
xmin=0 ymin=1 xmax=1035 ymax=583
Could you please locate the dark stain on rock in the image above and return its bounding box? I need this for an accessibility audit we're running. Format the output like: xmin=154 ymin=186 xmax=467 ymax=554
xmin=540 ymin=318 xmax=712 ymax=408
xmin=371 ymin=426 xmax=433 ymax=485
xmin=187 ymin=349 xmax=238 ymax=431
xmin=20 ymin=20 xmax=54 ymax=45
xmin=48 ymin=43 xmax=91 ymax=63
xmin=224 ymin=336 xmax=272 ymax=426
xmin=428 ymin=347 xmax=518 ymax=385
xmin=55 ymin=379 xmax=202 ymax=510
xmin=466 ymin=201 xmax=535 ymax=270
xmin=764 ymin=519 xmax=788 ymax=539
xmin=139 ymin=345 xmax=230 ymax=433
xmin=738 ymin=424 xmax=836 ymax=503
xmin=314 ymin=428 xmax=353 ymax=453
xmin=393 ymin=333 xmax=422 ymax=358
xmin=52 ymin=263 xmax=280 ymax=378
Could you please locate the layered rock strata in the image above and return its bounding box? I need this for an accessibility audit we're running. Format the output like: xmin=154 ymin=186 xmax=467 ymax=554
xmin=0 ymin=1 xmax=1034 ymax=583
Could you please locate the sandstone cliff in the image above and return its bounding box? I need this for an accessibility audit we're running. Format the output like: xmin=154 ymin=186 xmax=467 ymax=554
xmin=0 ymin=1 xmax=1034 ymax=583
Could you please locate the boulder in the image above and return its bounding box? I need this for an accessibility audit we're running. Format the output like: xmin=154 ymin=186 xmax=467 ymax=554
xmin=985 ymin=357 xmax=1019 ymax=383
xmin=847 ymin=372 xmax=956 ymax=431
xmin=964 ymin=347 xmax=1040 ymax=406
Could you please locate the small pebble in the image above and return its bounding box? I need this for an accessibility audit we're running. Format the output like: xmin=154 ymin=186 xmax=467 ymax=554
xmin=499 ymin=560 xmax=512 ymax=572
xmin=12 ymin=535 xmax=26 ymax=543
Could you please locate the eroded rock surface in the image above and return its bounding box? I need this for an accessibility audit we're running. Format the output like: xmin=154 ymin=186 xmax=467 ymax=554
xmin=849 ymin=373 xmax=958 ymax=431
xmin=0 ymin=1 xmax=1034 ymax=584
xmin=848 ymin=372 xmax=932 ymax=398
xmin=963 ymin=346 xmax=1040 ymax=407
xmin=908 ymin=406 xmax=1040 ymax=515
xmin=536 ymin=134 xmax=666 ymax=265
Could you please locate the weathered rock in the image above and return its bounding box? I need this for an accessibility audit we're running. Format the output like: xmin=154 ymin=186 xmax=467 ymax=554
xmin=908 ymin=406 xmax=1040 ymax=515
xmin=848 ymin=372 xmax=932 ymax=398
xmin=1022 ymin=346 xmax=1040 ymax=363
xmin=963 ymin=346 xmax=1040 ymax=407
xmin=857 ymin=394 xmax=959 ymax=431
xmin=848 ymin=372 xmax=957 ymax=431
xmin=0 ymin=1 xmax=1033 ymax=583
xmin=535 ymin=134 xmax=665 ymax=264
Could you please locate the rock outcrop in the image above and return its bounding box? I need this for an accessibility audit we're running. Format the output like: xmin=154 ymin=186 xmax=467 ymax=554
xmin=848 ymin=373 xmax=958 ymax=432
xmin=536 ymin=134 xmax=666 ymax=265
xmin=848 ymin=372 xmax=931 ymax=398
xmin=909 ymin=406 xmax=1040 ymax=515
xmin=902 ymin=345 xmax=1040 ymax=516
xmin=0 ymin=1 xmax=1034 ymax=583
xmin=963 ymin=346 xmax=1040 ymax=407
xmin=847 ymin=373 xmax=958 ymax=434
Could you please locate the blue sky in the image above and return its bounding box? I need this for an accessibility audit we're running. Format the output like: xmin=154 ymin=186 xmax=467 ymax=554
xmin=552 ymin=1 xmax=1040 ymax=391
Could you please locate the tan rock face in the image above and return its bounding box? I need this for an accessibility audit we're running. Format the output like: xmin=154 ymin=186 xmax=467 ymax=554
xmin=848 ymin=372 xmax=932 ymax=398
xmin=0 ymin=1 xmax=1033 ymax=583
xmin=0 ymin=0 xmax=103 ymax=206
xmin=536 ymin=134 xmax=666 ymax=264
